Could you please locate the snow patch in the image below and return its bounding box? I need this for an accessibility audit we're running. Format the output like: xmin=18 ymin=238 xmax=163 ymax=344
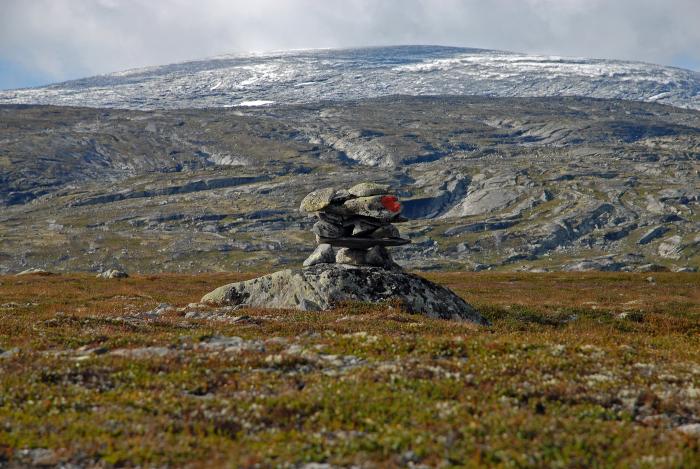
xmin=237 ymin=100 xmax=275 ymax=107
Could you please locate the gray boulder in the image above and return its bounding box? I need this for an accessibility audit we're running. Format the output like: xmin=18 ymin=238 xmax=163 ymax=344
xmin=201 ymin=264 xmax=488 ymax=324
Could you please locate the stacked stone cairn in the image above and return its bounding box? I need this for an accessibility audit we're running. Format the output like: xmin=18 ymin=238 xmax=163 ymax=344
xmin=300 ymin=182 xmax=410 ymax=270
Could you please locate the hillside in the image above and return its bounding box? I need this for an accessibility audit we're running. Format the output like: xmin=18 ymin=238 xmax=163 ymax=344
xmin=1 ymin=96 xmax=698 ymax=274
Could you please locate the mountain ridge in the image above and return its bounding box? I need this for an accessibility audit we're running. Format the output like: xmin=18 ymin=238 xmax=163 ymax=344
xmin=1 ymin=45 xmax=698 ymax=110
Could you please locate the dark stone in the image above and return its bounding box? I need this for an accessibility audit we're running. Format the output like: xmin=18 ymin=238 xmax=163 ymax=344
xmin=319 ymin=236 xmax=411 ymax=249
xmin=312 ymin=220 xmax=345 ymax=238
xmin=366 ymin=245 xmax=401 ymax=270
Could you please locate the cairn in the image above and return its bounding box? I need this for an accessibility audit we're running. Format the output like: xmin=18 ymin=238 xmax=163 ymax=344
xmin=299 ymin=182 xmax=410 ymax=270
xmin=200 ymin=181 xmax=488 ymax=324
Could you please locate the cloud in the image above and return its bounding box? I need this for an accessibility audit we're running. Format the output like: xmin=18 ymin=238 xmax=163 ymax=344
xmin=1 ymin=0 xmax=698 ymax=89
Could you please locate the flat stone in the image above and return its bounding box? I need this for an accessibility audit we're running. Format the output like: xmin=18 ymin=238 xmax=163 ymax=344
xmin=303 ymin=244 xmax=335 ymax=266
xmin=312 ymin=220 xmax=345 ymax=238
xmin=201 ymin=264 xmax=488 ymax=324
xmin=299 ymin=187 xmax=337 ymax=213
xmin=318 ymin=211 xmax=345 ymax=224
xmin=343 ymin=195 xmax=401 ymax=220
xmin=370 ymin=224 xmax=400 ymax=238
xmin=348 ymin=182 xmax=391 ymax=197
xmin=336 ymin=248 xmax=367 ymax=265
xmin=319 ymin=236 xmax=411 ymax=249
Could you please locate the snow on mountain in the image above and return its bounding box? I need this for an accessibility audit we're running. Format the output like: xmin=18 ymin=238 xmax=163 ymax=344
xmin=1 ymin=45 xmax=698 ymax=110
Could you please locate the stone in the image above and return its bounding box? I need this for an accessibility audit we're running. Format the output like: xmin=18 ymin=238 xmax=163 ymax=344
xmin=0 ymin=347 xmax=20 ymax=359
xmin=303 ymin=244 xmax=335 ymax=266
xmin=312 ymin=220 xmax=345 ymax=238
xmin=97 ymin=269 xmax=129 ymax=279
xmin=15 ymin=268 xmax=52 ymax=276
xmin=638 ymin=225 xmax=670 ymax=245
xmin=299 ymin=187 xmax=338 ymax=213
xmin=318 ymin=211 xmax=345 ymax=224
xmin=320 ymin=236 xmax=411 ymax=249
xmin=349 ymin=218 xmax=381 ymax=236
xmin=348 ymin=182 xmax=391 ymax=197
xmin=343 ymin=195 xmax=402 ymax=220
xmin=365 ymin=245 xmax=401 ymax=270
xmin=201 ymin=264 xmax=488 ymax=324
xmin=370 ymin=224 xmax=400 ymax=239
xmin=677 ymin=424 xmax=700 ymax=437
xmin=110 ymin=347 xmax=171 ymax=359
xmin=336 ymin=248 xmax=367 ymax=265
xmin=658 ymin=235 xmax=682 ymax=259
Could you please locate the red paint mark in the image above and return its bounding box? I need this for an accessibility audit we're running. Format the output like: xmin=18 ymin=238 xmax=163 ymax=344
xmin=381 ymin=195 xmax=401 ymax=213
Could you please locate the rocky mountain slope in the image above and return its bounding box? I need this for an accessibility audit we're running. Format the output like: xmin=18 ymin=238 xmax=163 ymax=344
xmin=1 ymin=96 xmax=698 ymax=273
xmin=1 ymin=46 xmax=699 ymax=110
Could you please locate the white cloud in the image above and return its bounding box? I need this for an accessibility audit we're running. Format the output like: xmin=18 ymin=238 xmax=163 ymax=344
xmin=0 ymin=0 xmax=698 ymax=87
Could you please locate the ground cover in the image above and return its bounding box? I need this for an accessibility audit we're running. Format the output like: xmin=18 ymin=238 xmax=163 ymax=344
xmin=1 ymin=272 xmax=698 ymax=467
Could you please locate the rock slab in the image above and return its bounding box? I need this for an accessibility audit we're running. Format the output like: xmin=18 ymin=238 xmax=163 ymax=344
xmin=201 ymin=264 xmax=488 ymax=324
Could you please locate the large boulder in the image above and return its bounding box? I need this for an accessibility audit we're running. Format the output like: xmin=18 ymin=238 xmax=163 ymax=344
xmin=201 ymin=264 xmax=488 ymax=324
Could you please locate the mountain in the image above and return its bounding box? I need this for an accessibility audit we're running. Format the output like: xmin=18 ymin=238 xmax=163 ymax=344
xmin=1 ymin=96 xmax=698 ymax=274
xmin=1 ymin=45 xmax=699 ymax=110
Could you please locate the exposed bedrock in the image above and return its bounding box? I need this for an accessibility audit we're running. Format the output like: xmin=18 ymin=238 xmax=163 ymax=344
xmin=201 ymin=264 xmax=488 ymax=324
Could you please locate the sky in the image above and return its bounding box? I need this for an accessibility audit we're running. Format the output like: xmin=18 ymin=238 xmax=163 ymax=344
xmin=1 ymin=0 xmax=699 ymax=90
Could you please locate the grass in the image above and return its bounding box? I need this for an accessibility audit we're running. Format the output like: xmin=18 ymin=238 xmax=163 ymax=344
xmin=0 ymin=272 xmax=699 ymax=467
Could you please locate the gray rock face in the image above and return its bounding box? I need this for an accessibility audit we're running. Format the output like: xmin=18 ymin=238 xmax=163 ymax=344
xmin=658 ymin=235 xmax=683 ymax=259
xmin=442 ymin=173 xmax=526 ymax=218
xmin=638 ymin=226 xmax=670 ymax=245
xmin=201 ymin=264 xmax=488 ymax=324
xmin=1 ymin=97 xmax=698 ymax=273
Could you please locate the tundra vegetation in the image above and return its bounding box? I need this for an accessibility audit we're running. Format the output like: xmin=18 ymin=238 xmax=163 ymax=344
xmin=1 ymin=272 xmax=698 ymax=467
